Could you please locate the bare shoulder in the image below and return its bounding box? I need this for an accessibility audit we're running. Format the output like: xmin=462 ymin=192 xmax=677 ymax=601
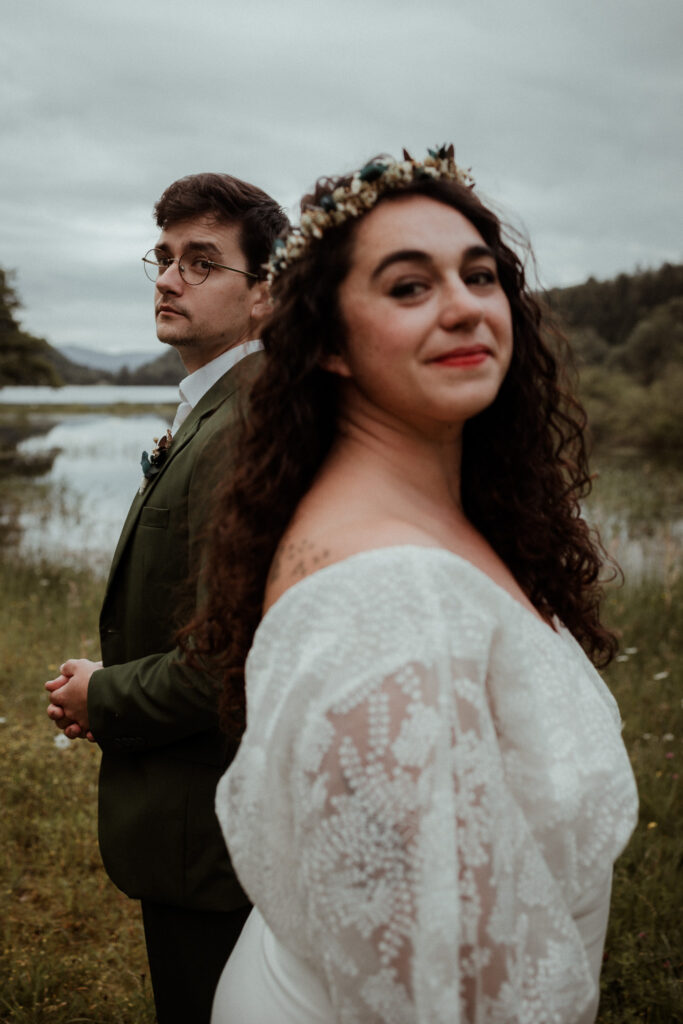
xmin=263 ymin=518 xmax=442 ymax=613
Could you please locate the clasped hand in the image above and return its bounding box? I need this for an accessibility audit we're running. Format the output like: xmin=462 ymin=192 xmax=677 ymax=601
xmin=45 ymin=658 xmax=102 ymax=742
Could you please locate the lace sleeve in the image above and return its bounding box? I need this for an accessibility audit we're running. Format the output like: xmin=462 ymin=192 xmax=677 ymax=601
xmin=219 ymin=550 xmax=625 ymax=1023
xmin=291 ymin=617 xmax=596 ymax=1023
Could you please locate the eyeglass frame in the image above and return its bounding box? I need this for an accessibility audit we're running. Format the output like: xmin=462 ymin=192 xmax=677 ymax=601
xmin=142 ymin=248 xmax=260 ymax=285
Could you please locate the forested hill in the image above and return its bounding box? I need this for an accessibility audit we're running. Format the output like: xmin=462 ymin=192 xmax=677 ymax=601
xmin=0 ymin=268 xmax=109 ymax=386
xmin=544 ymin=262 xmax=683 ymax=454
xmin=2 ymin=261 xmax=682 ymax=453
xmin=545 ymin=262 xmax=683 ymax=349
xmin=542 ymin=261 xmax=683 ymax=389
xmin=0 ymin=267 xmax=182 ymax=386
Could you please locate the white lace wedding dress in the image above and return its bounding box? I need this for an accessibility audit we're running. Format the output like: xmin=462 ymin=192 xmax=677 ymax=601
xmin=212 ymin=546 xmax=638 ymax=1024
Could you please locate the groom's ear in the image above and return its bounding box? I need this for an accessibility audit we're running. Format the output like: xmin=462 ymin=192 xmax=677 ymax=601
xmin=248 ymin=280 xmax=272 ymax=325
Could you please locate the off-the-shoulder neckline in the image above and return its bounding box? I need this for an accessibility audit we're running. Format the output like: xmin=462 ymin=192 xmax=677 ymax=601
xmin=258 ymin=544 xmax=561 ymax=640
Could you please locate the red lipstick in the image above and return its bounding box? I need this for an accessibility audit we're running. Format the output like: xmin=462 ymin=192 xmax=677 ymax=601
xmin=431 ymin=345 xmax=490 ymax=368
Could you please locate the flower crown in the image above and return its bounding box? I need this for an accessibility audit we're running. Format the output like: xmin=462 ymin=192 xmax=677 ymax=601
xmin=267 ymin=145 xmax=474 ymax=282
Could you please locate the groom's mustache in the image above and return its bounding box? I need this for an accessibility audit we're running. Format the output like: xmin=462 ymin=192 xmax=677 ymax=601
xmin=156 ymin=302 xmax=189 ymax=317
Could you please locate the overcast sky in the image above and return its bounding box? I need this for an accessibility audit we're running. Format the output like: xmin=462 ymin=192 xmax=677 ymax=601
xmin=2 ymin=0 xmax=681 ymax=355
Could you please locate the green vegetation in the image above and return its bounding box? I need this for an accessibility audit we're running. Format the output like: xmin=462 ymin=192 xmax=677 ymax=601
xmin=599 ymin=576 xmax=682 ymax=1021
xmin=4 ymin=259 xmax=683 ymax=411
xmin=544 ymin=262 xmax=683 ymax=455
xmin=0 ymin=557 xmax=156 ymax=1023
xmin=0 ymin=270 xmax=110 ymax=388
xmin=0 ymin=254 xmax=680 ymax=1018
xmin=0 ymin=266 xmax=182 ymax=388
xmin=0 ymin=270 xmax=62 ymax=388
xmin=0 ymin=489 xmax=680 ymax=1020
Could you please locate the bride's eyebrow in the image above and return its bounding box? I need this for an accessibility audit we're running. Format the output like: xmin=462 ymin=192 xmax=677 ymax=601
xmin=370 ymin=250 xmax=430 ymax=280
xmin=462 ymin=244 xmax=496 ymax=264
xmin=371 ymin=243 xmax=496 ymax=281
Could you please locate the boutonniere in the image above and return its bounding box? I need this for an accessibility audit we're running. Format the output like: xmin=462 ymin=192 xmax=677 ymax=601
xmin=139 ymin=429 xmax=172 ymax=494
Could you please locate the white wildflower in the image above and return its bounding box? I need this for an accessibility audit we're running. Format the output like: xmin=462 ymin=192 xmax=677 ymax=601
xmin=53 ymin=733 xmax=71 ymax=750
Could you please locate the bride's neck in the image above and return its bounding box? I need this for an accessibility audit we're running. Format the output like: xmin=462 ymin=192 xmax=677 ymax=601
xmin=324 ymin=407 xmax=465 ymax=516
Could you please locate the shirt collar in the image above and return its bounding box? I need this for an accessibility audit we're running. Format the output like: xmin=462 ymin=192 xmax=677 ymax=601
xmin=178 ymin=339 xmax=263 ymax=410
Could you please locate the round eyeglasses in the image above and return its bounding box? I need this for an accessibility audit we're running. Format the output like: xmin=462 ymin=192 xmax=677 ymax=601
xmin=142 ymin=249 xmax=259 ymax=286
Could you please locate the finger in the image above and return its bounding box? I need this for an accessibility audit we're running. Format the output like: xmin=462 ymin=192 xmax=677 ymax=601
xmin=47 ymin=704 xmax=65 ymax=720
xmin=45 ymin=675 xmax=68 ymax=692
xmin=86 ymin=732 xmax=96 ymax=743
xmin=65 ymin=724 xmax=84 ymax=740
xmin=59 ymin=660 xmax=78 ymax=677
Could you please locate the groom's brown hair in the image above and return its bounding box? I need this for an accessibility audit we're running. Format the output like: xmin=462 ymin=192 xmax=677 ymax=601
xmin=154 ymin=173 xmax=289 ymax=281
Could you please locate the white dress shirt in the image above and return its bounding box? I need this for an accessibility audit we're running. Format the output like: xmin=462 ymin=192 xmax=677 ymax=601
xmin=171 ymin=339 xmax=263 ymax=434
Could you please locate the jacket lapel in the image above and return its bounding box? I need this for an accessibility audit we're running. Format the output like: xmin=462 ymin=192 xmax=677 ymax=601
xmin=104 ymin=351 xmax=262 ymax=591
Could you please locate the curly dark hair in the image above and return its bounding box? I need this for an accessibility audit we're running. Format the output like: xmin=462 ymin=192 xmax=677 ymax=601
xmin=182 ymin=165 xmax=617 ymax=734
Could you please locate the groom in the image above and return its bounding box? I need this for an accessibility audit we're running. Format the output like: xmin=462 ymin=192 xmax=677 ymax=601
xmin=45 ymin=172 xmax=288 ymax=1023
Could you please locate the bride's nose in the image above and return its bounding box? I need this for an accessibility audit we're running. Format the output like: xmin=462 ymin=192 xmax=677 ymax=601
xmin=438 ymin=278 xmax=484 ymax=331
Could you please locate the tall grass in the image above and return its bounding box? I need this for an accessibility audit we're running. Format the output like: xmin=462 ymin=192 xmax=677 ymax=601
xmin=0 ymin=552 xmax=680 ymax=1021
xmin=598 ymin=575 xmax=682 ymax=1021
xmin=0 ymin=557 xmax=155 ymax=1023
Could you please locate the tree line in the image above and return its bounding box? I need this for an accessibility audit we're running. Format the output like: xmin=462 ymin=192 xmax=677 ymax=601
xmin=2 ymin=261 xmax=681 ymax=453
xmin=543 ymin=263 xmax=683 ymax=454
xmin=0 ymin=268 xmax=182 ymax=387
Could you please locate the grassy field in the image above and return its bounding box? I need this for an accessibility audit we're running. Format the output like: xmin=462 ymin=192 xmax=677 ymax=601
xmin=0 ymin=547 xmax=680 ymax=1021
xmin=0 ymin=558 xmax=156 ymax=1023
xmin=598 ymin=574 xmax=682 ymax=1021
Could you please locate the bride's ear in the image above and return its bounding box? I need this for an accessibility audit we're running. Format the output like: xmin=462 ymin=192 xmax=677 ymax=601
xmin=320 ymin=352 xmax=352 ymax=378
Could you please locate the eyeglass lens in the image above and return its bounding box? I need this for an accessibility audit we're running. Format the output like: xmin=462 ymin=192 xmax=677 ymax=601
xmin=142 ymin=249 xmax=213 ymax=286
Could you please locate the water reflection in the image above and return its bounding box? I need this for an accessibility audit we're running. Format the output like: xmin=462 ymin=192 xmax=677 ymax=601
xmin=593 ymin=513 xmax=683 ymax=584
xmin=16 ymin=412 xmax=171 ymax=571
xmin=585 ymin=459 xmax=683 ymax=585
xmin=5 ymin=411 xmax=682 ymax=583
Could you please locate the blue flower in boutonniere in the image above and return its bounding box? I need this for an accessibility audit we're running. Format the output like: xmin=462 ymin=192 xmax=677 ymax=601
xmin=139 ymin=428 xmax=172 ymax=494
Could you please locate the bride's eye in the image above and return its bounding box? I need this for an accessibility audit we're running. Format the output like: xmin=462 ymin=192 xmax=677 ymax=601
xmin=389 ymin=280 xmax=428 ymax=299
xmin=465 ymin=268 xmax=497 ymax=287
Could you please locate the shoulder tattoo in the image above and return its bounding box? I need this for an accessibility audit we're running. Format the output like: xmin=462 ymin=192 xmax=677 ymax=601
xmin=269 ymin=538 xmax=332 ymax=585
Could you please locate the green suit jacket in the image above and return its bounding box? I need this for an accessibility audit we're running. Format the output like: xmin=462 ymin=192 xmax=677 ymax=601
xmin=87 ymin=352 xmax=261 ymax=911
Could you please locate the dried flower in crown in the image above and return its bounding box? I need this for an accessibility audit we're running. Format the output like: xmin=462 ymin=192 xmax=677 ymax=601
xmin=267 ymin=145 xmax=474 ymax=282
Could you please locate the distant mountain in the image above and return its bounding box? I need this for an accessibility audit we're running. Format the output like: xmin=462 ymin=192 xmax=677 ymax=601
xmin=56 ymin=345 xmax=160 ymax=373
xmin=122 ymin=348 xmax=184 ymax=385
xmin=0 ymin=268 xmax=112 ymax=386
xmin=1 ymin=265 xmax=180 ymax=387
xmin=44 ymin=347 xmax=115 ymax=385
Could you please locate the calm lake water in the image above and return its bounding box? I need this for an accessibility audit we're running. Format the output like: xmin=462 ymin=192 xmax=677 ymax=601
xmin=0 ymin=385 xmax=179 ymax=405
xmin=14 ymin=411 xmax=174 ymax=571
xmin=1 ymin=388 xmax=681 ymax=581
xmin=1 ymin=386 xmax=177 ymax=571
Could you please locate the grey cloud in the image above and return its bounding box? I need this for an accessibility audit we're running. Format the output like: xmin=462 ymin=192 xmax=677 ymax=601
xmin=2 ymin=0 xmax=681 ymax=351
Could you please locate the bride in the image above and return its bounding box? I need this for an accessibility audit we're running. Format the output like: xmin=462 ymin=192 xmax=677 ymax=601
xmin=185 ymin=146 xmax=638 ymax=1023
